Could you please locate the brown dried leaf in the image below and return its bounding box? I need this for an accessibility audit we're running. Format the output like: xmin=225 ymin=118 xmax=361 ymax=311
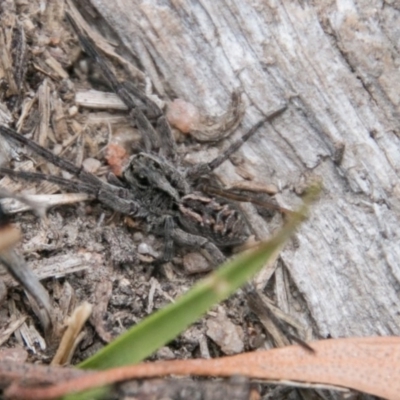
xmin=5 ymin=336 xmax=400 ymax=399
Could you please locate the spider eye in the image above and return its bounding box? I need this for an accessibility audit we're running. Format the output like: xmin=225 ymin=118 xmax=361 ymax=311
xmin=136 ymin=174 xmax=149 ymax=185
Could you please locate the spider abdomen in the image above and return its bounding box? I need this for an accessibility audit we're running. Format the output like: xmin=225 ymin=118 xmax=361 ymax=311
xmin=178 ymin=193 xmax=250 ymax=247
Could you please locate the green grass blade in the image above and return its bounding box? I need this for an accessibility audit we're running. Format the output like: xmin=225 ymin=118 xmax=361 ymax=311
xmin=78 ymin=186 xmax=317 ymax=371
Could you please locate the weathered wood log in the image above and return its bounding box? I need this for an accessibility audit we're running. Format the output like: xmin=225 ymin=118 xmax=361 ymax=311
xmin=79 ymin=0 xmax=400 ymax=338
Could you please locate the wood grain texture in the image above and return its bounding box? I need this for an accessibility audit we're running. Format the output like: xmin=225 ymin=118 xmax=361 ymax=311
xmin=81 ymin=0 xmax=400 ymax=338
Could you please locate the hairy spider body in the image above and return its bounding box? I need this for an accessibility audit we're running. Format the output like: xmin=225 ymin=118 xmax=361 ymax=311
xmin=0 ymin=15 xmax=287 ymax=266
xmin=122 ymin=151 xmax=250 ymax=244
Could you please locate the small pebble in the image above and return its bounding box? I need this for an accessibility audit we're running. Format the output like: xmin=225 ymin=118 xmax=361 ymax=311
xmin=137 ymin=242 xmax=159 ymax=258
xmin=206 ymin=308 xmax=244 ymax=355
xmin=118 ymin=278 xmax=131 ymax=290
xmin=52 ymin=144 xmax=63 ymax=156
xmin=156 ymin=346 xmax=175 ymax=360
xmin=183 ymin=252 xmax=210 ymax=274
xmin=132 ymin=232 xmax=144 ymax=242
xmin=68 ymin=105 xmax=78 ymax=117
xmin=119 ymin=284 xmax=133 ymax=296
xmin=82 ymin=157 xmax=101 ymax=174
xmin=166 ymin=99 xmax=200 ymax=134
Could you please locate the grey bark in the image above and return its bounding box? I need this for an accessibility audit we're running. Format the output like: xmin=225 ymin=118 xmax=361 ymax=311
xmin=82 ymin=0 xmax=400 ymax=338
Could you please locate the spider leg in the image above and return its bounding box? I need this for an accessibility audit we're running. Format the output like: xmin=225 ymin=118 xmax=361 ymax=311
xmin=132 ymin=108 xmax=160 ymax=152
xmin=0 ymin=126 xmax=144 ymax=215
xmin=187 ymin=104 xmax=287 ymax=179
xmin=157 ymin=116 xmax=177 ymax=160
xmin=161 ymin=216 xmax=175 ymax=262
xmin=67 ymin=12 xmax=178 ymax=159
xmin=0 ymin=167 xmax=95 ymax=194
xmin=201 ymin=183 xmax=293 ymax=216
xmin=0 ymin=125 xmax=103 ymax=187
xmin=66 ymin=12 xmax=161 ymax=119
xmin=0 ymin=166 xmax=143 ymax=216
xmin=170 ymin=228 xmax=226 ymax=266
xmin=144 ymin=216 xmax=214 ymax=264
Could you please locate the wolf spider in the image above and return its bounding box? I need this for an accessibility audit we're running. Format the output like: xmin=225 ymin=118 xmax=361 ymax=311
xmin=0 ymin=15 xmax=287 ymax=267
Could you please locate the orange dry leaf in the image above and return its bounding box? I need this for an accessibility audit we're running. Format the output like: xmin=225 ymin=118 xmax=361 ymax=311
xmin=5 ymin=336 xmax=400 ymax=400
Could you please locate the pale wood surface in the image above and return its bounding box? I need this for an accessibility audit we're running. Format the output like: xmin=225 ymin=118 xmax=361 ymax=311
xmin=82 ymin=0 xmax=400 ymax=338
